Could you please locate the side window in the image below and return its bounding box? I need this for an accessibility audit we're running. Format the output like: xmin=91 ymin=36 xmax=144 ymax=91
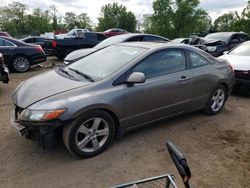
xmin=189 ymin=51 xmax=210 ymax=68
xmin=143 ymin=36 xmax=164 ymax=41
xmin=127 ymin=36 xmax=143 ymax=42
xmin=86 ymin=33 xmax=97 ymax=42
xmin=4 ymin=39 xmax=15 ymax=46
xmin=240 ymin=34 xmax=248 ymax=42
xmin=133 ymin=49 xmax=186 ymax=79
xmin=0 ymin=39 xmax=4 ymax=46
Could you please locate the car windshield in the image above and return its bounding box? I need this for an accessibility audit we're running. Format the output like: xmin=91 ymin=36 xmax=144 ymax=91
xmin=204 ymin=33 xmax=231 ymax=42
xmin=67 ymin=45 xmax=147 ymax=81
xmin=68 ymin=29 xmax=76 ymax=35
xmin=95 ymin=35 xmax=129 ymax=49
xmin=229 ymin=42 xmax=250 ymax=56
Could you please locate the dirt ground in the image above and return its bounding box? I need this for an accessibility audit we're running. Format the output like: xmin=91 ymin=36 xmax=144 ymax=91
xmin=0 ymin=56 xmax=250 ymax=188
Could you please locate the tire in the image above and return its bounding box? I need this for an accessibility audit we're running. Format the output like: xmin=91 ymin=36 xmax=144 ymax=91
xmin=204 ymin=84 xmax=227 ymax=115
xmin=12 ymin=56 xmax=30 ymax=72
xmin=63 ymin=110 xmax=115 ymax=158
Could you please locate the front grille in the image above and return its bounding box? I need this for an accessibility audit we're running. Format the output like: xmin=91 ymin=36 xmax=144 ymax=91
xmin=15 ymin=106 xmax=24 ymax=119
xmin=235 ymin=70 xmax=250 ymax=80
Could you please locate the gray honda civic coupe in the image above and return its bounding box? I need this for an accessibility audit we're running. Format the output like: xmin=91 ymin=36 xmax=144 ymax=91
xmin=11 ymin=42 xmax=234 ymax=158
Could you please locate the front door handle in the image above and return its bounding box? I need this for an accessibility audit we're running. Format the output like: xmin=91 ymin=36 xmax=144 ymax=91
xmin=178 ymin=76 xmax=190 ymax=82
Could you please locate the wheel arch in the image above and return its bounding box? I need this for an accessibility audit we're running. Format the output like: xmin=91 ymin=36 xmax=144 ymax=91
xmin=70 ymin=106 xmax=121 ymax=136
xmin=218 ymin=82 xmax=229 ymax=100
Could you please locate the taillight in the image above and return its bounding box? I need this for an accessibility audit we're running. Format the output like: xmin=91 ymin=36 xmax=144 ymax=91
xmin=52 ymin=40 xmax=57 ymax=48
xmin=35 ymin=45 xmax=43 ymax=53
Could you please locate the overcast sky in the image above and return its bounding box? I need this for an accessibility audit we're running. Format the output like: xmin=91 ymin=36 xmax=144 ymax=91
xmin=1 ymin=0 xmax=248 ymax=23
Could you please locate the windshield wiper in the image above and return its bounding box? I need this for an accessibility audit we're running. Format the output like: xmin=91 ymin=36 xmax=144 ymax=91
xmin=68 ymin=67 xmax=95 ymax=82
xmin=58 ymin=67 xmax=74 ymax=78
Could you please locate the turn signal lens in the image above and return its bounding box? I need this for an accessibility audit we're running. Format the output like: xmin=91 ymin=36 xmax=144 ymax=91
xmin=43 ymin=109 xmax=66 ymax=121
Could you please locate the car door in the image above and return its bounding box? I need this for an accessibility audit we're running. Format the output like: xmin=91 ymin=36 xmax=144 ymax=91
xmin=186 ymin=50 xmax=216 ymax=110
xmin=123 ymin=49 xmax=193 ymax=127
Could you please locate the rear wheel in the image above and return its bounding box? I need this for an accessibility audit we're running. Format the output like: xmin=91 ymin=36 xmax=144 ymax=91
xmin=204 ymin=84 xmax=227 ymax=115
xmin=63 ymin=110 xmax=115 ymax=158
xmin=12 ymin=56 xmax=30 ymax=72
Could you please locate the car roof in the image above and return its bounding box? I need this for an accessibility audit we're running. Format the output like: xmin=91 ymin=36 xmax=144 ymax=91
xmin=0 ymin=36 xmax=31 ymax=46
xmin=116 ymin=41 xmax=198 ymax=51
xmin=207 ymin=32 xmax=248 ymax=36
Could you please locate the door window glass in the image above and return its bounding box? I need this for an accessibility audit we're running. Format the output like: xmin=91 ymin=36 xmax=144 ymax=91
xmin=189 ymin=51 xmax=209 ymax=68
xmin=0 ymin=39 xmax=4 ymax=46
xmin=4 ymin=39 xmax=15 ymax=46
xmin=133 ymin=50 xmax=186 ymax=79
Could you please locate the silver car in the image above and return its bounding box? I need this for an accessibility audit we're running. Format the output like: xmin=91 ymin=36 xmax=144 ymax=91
xmin=11 ymin=42 xmax=234 ymax=158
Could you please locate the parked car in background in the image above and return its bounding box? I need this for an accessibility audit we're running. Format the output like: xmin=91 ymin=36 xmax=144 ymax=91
xmin=11 ymin=42 xmax=234 ymax=158
xmin=103 ymin=28 xmax=128 ymax=37
xmin=44 ymin=32 xmax=107 ymax=59
xmin=64 ymin=33 xmax=170 ymax=63
xmin=171 ymin=38 xmax=189 ymax=44
xmin=203 ymin=32 xmax=249 ymax=57
xmin=0 ymin=53 xmax=9 ymax=83
xmin=219 ymin=41 xmax=250 ymax=91
xmin=0 ymin=32 xmax=11 ymax=38
xmin=0 ymin=36 xmax=46 ymax=72
xmin=21 ymin=36 xmax=48 ymax=51
xmin=55 ymin=28 xmax=89 ymax=39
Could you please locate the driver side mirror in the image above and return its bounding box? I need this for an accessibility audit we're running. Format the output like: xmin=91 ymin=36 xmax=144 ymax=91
xmin=166 ymin=141 xmax=191 ymax=188
xmin=126 ymin=72 xmax=146 ymax=84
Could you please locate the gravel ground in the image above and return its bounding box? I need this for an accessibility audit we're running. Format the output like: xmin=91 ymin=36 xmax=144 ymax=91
xmin=0 ymin=56 xmax=250 ymax=188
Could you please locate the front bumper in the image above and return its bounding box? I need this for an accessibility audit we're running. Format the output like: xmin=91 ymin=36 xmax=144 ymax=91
xmin=235 ymin=70 xmax=250 ymax=86
xmin=235 ymin=78 xmax=250 ymax=86
xmin=10 ymin=106 xmax=62 ymax=136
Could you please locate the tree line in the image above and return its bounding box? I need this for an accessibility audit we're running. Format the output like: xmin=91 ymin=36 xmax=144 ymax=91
xmin=0 ymin=1 xmax=250 ymax=39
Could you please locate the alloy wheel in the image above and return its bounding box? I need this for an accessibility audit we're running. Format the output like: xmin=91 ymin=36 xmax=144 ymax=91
xmin=13 ymin=56 xmax=30 ymax=72
xmin=211 ymin=88 xmax=225 ymax=112
xmin=75 ymin=117 xmax=110 ymax=153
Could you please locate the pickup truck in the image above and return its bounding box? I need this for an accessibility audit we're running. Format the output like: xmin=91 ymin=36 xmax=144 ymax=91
xmin=44 ymin=32 xmax=107 ymax=59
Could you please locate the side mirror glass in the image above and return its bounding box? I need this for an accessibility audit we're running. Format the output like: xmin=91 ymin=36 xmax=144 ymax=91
xmin=166 ymin=142 xmax=191 ymax=187
xmin=126 ymin=72 xmax=145 ymax=84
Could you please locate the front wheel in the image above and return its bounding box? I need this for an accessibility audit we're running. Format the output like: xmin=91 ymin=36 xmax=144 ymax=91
xmin=12 ymin=56 xmax=30 ymax=72
xmin=63 ymin=110 xmax=115 ymax=158
xmin=204 ymin=84 xmax=227 ymax=115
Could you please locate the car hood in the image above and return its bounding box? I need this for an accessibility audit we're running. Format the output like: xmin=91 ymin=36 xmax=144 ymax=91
xmin=64 ymin=48 xmax=98 ymax=62
xmin=219 ymin=55 xmax=250 ymax=71
xmin=13 ymin=70 xmax=91 ymax=108
xmin=203 ymin=38 xmax=225 ymax=46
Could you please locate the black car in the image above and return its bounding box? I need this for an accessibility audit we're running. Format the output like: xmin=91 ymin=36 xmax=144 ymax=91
xmin=21 ymin=36 xmax=48 ymax=51
xmin=44 ymin=32 xmax=107 ymax=59
xmin=64 ymin=33 xmax=170 ymax=63
xmin=203 ymin=32 xmax=249 ymax=57
xmin=0 ymin=36 xmax=46 ymax=72
xmin=0 ymin=53 xmax=9 ymax=83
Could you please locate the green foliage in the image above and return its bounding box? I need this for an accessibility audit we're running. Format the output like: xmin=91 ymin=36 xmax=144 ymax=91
xmin=213 ymin=1 xmax=250 ymax=35
xmin=64 ymin=12 xmax=92 ymax=30
xmin=97 ymin=3 xmax=136 ymax=32
xmin=0 ymin=2 xmax=92 ymax=37
xmin=147 ymin=0 xmax=211 ymax=39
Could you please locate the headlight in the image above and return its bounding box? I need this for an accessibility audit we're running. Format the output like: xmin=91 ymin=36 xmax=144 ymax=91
xmin=206 ymin=46 xmax=217 ymax=52
xmin=18 ymin=109 xmax=66 ymax=121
